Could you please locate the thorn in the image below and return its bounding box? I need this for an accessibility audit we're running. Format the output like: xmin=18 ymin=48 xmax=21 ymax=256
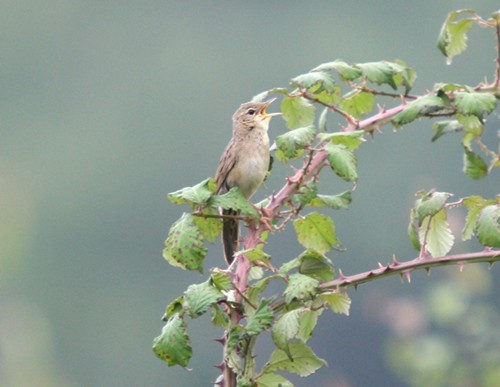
xmin=338 ymin=269 xmax=346 ymax=280
xmin=354 ymin=284 xmax=358 ymax=291
xmin=377 ymin=104 xmax=386 ymax=113
xmin=378 ymin=262 xmax=384 ymax=268
xmin=214 ymin=336 xmax=226 ymax=345
xmin=400 ymin=270 xmax=411 ymax=284
xmin=425 ymin=267 xmax=431 ymax=276
xmin=392 ymin=255 xmax=400 ymax=266
xmin=457 ymin=261 xmax=465 ymax=272
xmin=488 ymin=260 xmax=495 ymax=270
xmin=214 ymin=362 xmax=225 ymax=370
xmin=405 ymin=270 xmax=412 ymax=283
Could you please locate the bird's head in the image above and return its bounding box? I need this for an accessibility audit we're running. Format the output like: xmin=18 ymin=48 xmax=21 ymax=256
xmin=232 ymin=98 xmax=281 ymax=131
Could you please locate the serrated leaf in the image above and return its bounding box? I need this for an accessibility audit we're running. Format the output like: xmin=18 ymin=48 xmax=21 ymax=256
xmin=294 ymin=212 xmax=339 ymax=254
xmin=462 ymin=196 xmax=493 ymax=241
xmin=235 ymin=245 xmax=271 ymax=265
xmin=312 ymin=59 xmax=363 ymax=81
xmin=167 ymin=178 xmax=216 ymax=206
xmin=255 ymin=372 xmax=293 ymax=387
xmin=408 ymin=208 xmax=421 ymax=251
xmin=456 ymin=114 xmax=483 ymax=136
xmin=414 ymin=191 xmax=452 ymax=222
xmin=264 ymin=341 xmax=327 ymax=377
xmin=163 ymin=213 xmax=207 ymax=272
xmin=392 ymin=94 xmax=449 ymax=127
xmin=281 ymin=96 xmax=316 ymax=129
xmin=432 ymin=120 xmax=464 ymax=142
xmin=208 ymin=187 xmax=260 ymax=218
xmin=320 ymin=292 xmax=351 ymax=315
xmin=292 ymin=71 xmax=341 ymax=105
xmin=339 ymin=90 xmax=376 ymax=118
xmin=211 ymin=305 xmax=230 ymax=328
xmin=437 ymin=9 xmax=475 ymax=64
xmin=252 ymin=88 xmax=289 ymax=102
xmin=272 ymin=309 xmax=302 ymax=353
xmin=475 ymin=204 xmax=500 ymax=247
xmin=463 ymin=147 xmax=488 ymax=179
xmin=183 ymin=279 xmax=224 ymax=318
xmin=275 ymin=125 xmax=316 ymax=161
xmin=318 ymin=107 xmax=328 ymax=132
xmin=455 ymin=92 xmax=497 ymax=117
xmin=419 ymin=208 xmax=455 ymax=257
xmin=297 ymin=309 xmax=320 ymax=342
xmin=291 ymin=181 xmax=318 ymax=208
xmin=210 ymin=270 xmax=233 ymax=292
xmin=246 ymin=275 xmax=279 ymax=305
xmin=325 ymin=143 xmax=358 ymax=181
xmin=357 ymin=61 xmax=398 ymax=89
xmin=298 ymin=250 xmax=334 ymax=281
xmin=246 ymin=299 xmax=274 ymax=335
xmin=164 ymin=295 xmax=184 ymax=321
xmin=309 ymin=191 xmax=352 ymax=210
xmin=284 ymin=273 xmax=319 ymax=304
xmin=152 ymin=314 xmax=192 ymax=367
xmin=192 ymin=208 xmax=222 ymax=243
xmin=318 ymin=130 xmax=365 ymax=150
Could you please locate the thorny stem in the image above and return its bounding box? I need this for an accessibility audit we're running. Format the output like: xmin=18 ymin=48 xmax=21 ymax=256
xmin=320 ymin=249 xmax=500 ymax=291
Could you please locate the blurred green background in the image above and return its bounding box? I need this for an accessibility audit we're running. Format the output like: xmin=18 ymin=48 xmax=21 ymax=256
xmin=1 ymin=1 xmax=499 ymax=386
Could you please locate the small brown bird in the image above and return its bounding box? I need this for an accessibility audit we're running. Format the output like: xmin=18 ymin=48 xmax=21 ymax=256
xmin=215 ymin=99 xmax=279 ymax=264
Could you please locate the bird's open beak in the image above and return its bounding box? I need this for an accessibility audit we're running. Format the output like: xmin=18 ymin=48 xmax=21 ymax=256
xmin=260 ymin=98 xmax=282 ymax=117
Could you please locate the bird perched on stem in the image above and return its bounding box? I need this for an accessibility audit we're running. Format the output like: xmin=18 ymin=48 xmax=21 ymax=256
xmin=215 ymin=99 xmax=280 ymax=265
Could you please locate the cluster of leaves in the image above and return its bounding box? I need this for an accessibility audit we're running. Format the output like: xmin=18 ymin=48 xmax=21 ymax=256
xmin=154 ymin=9 xmax=500 ymax=386
xmin=408 ymin=191 xmax=500 ymax=258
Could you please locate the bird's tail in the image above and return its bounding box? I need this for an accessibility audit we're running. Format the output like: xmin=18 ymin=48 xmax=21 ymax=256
xmin=222 ymin=208 xmax=239 ymax=265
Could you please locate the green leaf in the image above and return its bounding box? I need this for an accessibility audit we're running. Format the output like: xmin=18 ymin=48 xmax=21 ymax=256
xmin=164 ymin=295 xmax=184 ymax=321
xmin=255 ymin=372 xmax=293 ymax=387
xmin=457 ymin=114 xmax=483 ymax=135
xmin=294 ymin=212 xmax=339 ymax=254
xmin=454 ymin=91 xmax=497 ymax=117
xmin=252 ymin=88 xmax=289 ymax=102
xmin=356 ymin=60 xmax=415 ymax=91
xmin=297 ymin=309 xmax=320 ymax=342
xmin=437 ymin=9 xmax=475 ymax=64
xmin=408 ymin=208 xmax=421 ymax=251
xmin=462 ymin=196 xmax=493 ymax=241
xmin=312 ymin=59 xmax=363 ymax=81
xmin=272 ymin=309 xmax=302 ymax=354
xmin=475 ymin=204 xmax=500 ymax=247
xmin=309 ymin=191 xmax=352 ymax=210
xmin=183 ymin=279 xmax=224 ymax=318
xmin=292 ymin=71 xmax=341 ymax=105
xmin=298 ymin=250 xmax=334 ymax=281
xmin=281 ymin=96 xmax=316 ymax=129
xmin=325 ymin=143 xmax=358 ymax=182
xmin=246 ymin=299 xmax=274 ymax=335
xmin=463 ymin=147 xmax=488 ymax=179
xmin=192 ymin=208 xmax=222 ymax=243
xmin=291 ymin=181 xmax=318 ymax=208
xmin=210 ymin=270 xmax=233 ymax=292
xmin=419 ymin=208 xmax=455 ymax=257
xmin=318 ymin=130 xmax=365 ymax=150
xmin=263 ymin=340 xmax=327 ymax=377
xmin=431 ymin=120 xmax=463 ymax=142
xmin=235 ymin=245 xmax=271 ymax=265
xmin=208 ymin=187 xmax=260 ymax=218
xmin=275 ymin=125 xmax=316 ymax=161
xmin=339 ymin=90 xmax=376 ymax=118
xmin=167 ymin=178 xmax=216 ymax=206
xmin=320 ymin=292 xmax=351 ymax=315
xmin=163 ymin=213 xmax=207 ymax=272
xmin=211 ymin=305 xmax=230 ymax=328
xmin=284 ymin=273 xmax=319 ymax=304
xmin=152 ymin=314 xmax=192 ymax=367
xmin=318 ymin=107 xmax=328 ymax=132
xmin=246 ymin=275 xmax=279 ymax=305
xmin=414 ymin=191 xmax=452 ymax=222
xmin=392 ymin=94 xmax=449 ymax=127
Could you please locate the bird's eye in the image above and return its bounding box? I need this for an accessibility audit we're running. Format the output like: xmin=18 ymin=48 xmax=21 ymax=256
xmin=247 ymin=108 xmax=256 ymax=115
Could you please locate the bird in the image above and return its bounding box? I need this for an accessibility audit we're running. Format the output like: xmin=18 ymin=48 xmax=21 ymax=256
xmin=215 ymin=99 xmax=280 ymax=265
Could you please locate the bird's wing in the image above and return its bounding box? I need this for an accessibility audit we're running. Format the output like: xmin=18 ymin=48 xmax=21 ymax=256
xmin=215 ymin=139 xmax=239 ymax=194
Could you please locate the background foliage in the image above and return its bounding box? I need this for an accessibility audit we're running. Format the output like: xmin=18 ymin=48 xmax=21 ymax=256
xmin=1 ymin=1 xmax=499 ymax=386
